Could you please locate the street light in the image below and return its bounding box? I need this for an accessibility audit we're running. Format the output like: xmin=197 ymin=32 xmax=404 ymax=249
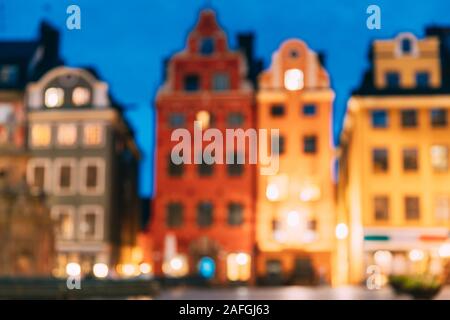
xmin=335 ymin=223 xmax=348 ymax=240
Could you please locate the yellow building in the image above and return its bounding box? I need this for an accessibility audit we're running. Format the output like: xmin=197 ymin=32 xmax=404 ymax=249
xmin=339 ymin=32 xmax=450 ymax=284
xmin=256 ymin=39 xmax=336 ymax=285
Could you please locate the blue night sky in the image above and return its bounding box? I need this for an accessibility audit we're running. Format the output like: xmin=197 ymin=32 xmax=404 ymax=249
xmin=1 ymin=0 xmax=450 ymax=197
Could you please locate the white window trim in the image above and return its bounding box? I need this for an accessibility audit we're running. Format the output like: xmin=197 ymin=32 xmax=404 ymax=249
xmin=83 ymin=122 xmax=105 ymax=148
xmin=29 ymin=123 xmax=52 ymax=149
xmin=53 ymin=158 xmax=77 ymax=196
xmin=56 ymin=123 xmax=78 ymax=148
xmin=79 ymin=157 xmax=105 ymax=196
xmin=51 ymin=205 xmax=75 ymax=240
xmin=26 ymin=158 xmax=52 ymax=192
xmin=78 ymin=205 xmax=104 ymax=241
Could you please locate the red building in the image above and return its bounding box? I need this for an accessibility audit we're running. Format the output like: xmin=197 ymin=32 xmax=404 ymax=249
xmin=150 ymin=9 xmax=257 ymax=283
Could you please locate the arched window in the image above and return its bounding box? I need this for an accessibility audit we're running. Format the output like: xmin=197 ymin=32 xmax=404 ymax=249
xmin=45 ymin=87 xmax=64 ymax=108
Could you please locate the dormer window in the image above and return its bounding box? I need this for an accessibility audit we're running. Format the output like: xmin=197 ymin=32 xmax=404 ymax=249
xmin=45 ymin=87 xmax=64 ymax=108
xmin=72 ymin=87 xmax=90 ymax=106
xmin=284 ymin=69 xmax=304 ymax=91
xmin=200 ymin=37 xmax=214 ymax=55
xmin=401 ymin=38 xmax=412 ymax=54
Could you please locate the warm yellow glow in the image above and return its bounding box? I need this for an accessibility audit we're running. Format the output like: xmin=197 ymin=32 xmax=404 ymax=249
xmin=57 ymin=124 xmax=77 ymax=146
xmin=439 ymin=243 xmax=450 ymax=258
xmin=409 ymin=249 xmax=425 ymax=262
xmin=84 ymin=124 xmax=103 ymax=146
xmin=162 ymin=255 xmax=189 ymax=278
xmin=266 ymin=183 xmax=280 ymax=201
xmin=31 ymin=124 xmax=51 ymax=147
xmin=93 ymin=263 xmax=109 ymax=278
xmin=284 ymin=69 xmax=304 ymax=91
xmin=287 ymin=210 xmax=300 ymax=227
xmin=45 ymin=87 xmax=64 ymax=108
xmin=335 ymin=223 xmax=348 ymax=240
xmin=374 ymin=250 xmax=392 ymax=268
xmin=139 ymin=263 xmax=152 ymax=274
xmin=227 ymin=253 xmax=251 ymax=281
xmin=196 ymin=110 xmax=210 ymax=129
xmin=122 ymin=263 xmax=137 ymax=277
xmin=72 ymin=87 xmax=90 ymax=106
xmin=299 ymin=185 xmax=321 ymax=202
xmin=66 ymin=262 xmax=81 ymax=277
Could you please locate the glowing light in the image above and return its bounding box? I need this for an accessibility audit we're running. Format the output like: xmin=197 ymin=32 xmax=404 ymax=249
xmin=287 ymin=211 xmax=300 ymax=227
xmin=266 ymin=183 xmax=280 ymax=201
xmin=139 ymin=263 xmax=152 ymax=274
xmin=93 ymin=263 xmax=109 ymax=278
xmin=66 ymin=262 xmax=81 ymax=277
xmin=45 ymin=87 xmax=64 ymax=108
xmin=374 ymin=250 xmax=392 ymax=267
xmin=439 ymin=243 xmax=450 ymax=258
xmin=236 ymin=253 xmax=249 ymax=266
xmin=170 ymin=257 xmax=183 ymax=271
xmin=409 ymin=249 xmax=425 ymax=262
xmin=196 ymin=110 xmax=211 ymax=129
xmin=284 ymin=69 xmax=304 ymax=91
xmin=299 ymin=185 xmax=321 ymax=202
xmin=335 ymin=223 xmax=348 ymax=240
xmin=122 ymin=263 xmax=136 ymax=277
xmin=198 ymin=257 xmax=215 ymax=279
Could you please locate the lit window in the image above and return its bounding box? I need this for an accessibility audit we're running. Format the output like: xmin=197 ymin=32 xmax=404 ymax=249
xmin=45 ymin=87 xmax=64 ymax=108
xmin=431 ymin=145 xmax=448 ymax=171
xmin=284 ymin=69 xmax=304 ymax=91
xmin=435 ymin=196 xmax=450 ymax=222
xmin=27 ymin=159 xmax=50 ymax=191
xmin=163 ymin=254 xmax=189 ymax=278
xmin=31 ymin=124 xmax=51 ymax=147
xmin=57 ymin=124 xmax=77 ymax=146
xmin=196 ymin=110 xmax=211 ymax=129
xmin=72 ymin=87 xmax=90 ymax=106
xmin=79 ymin=206 xmax=103 ymax=240
xmin=54 ymin=159 xmax=76 ymax=195
xmin=51 ymin=206 xmax=75 ymax=240
xmin=80 ymin=158 xmax=105 ymax=195
xmin=227 ymin=253 xmax=251 ymax=282
xmin=83 ymin=123 xmax=103 ymax=146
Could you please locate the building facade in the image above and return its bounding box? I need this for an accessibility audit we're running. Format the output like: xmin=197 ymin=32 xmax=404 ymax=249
xmin=150 ymin=9 xmax=257 ymax=283
xmin=256 ymin=40 xmax=336 ymax=285
xmin=339 ymin=32 xmax=450 ymax=284
xmin=25 ymin=66 xmax=140 ymax=277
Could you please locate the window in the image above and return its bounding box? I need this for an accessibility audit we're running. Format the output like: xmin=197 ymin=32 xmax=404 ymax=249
xmin=371 ymin=110 xmax=388 ymax=128
xmin=405 ymin=196 xmax=420 ymax=220
xmin=401 ymin=38 xmax=412 ymax=54
xmin=431 ymin=145 xmax=448 ymax=171
xmin=228 ymin=203 xmax=243 ymax=226
xmin=80 ymin=158 xmax=105 ymax=195
xmin=169 ymin=113 xmax=185 ymax=128
xmin=168 ymin=154 xmax=184 ymax=177
xmin=54 ymin=158 xmax=76 ymax=195
xmin=72 ymin=87 xmax=90 ymax=106
xmin=270 ymin=105 xmax=285 ymax=117
xmin=302 ymin=104 xmax=316 ymax=116
xmin=0 ymin=65 xmax=19 ymax=85
xmin=83 ymin=123 xmax=104 ymax=146
xmin=401 ymin=109 xmax=418 ymax=128
xmin=403 ymin=148 xmax=418 ymax=171
xmin=51 ymin=206 xmax=75 ymax=240
xmin=416 ymin=72 xmax=430 ymax=88
xmin=45 ymin=87 xmax=64 ymax=108
xmin=374 ymin=196 xmax=389 ymax=221
xmin=303 ymin=135 xmax=317 ymax=154
xmin=31 ymin=124 xmax=51 ymax=147
xmin=284 ymin=69 xmax=304 ymax=91
xmin=197 ymin=201 xmax=213 ymax=227
xmin=435 ymin=196 xmax=450 ymax=222
xmin=431 ymin=109 xmax=447 ymax=127
xmin=373 ymin=148 xmax=388 ymax=173
xmin=79 ymin=206 xmax=103 ymax=240
xmin=200 ymin=38 xmax=214 ymax=55
xmin=57 ymin=124 xmax=77 ymax=147
xmin=272 ymin=135 xmax=285 ymax=155
xmin=227 ymin=112 xmax=244 ymax=127
xmin=227 ymin=152 xmax=244 ymax=176
xmin=386 ymin=72 xmax=400 ymax=88
xmin=166 ymin=202 xmax=183 ymax=227
xmin=184 ymin=74 xmax=200 ymax=91
xmin=289 ymin=49 xmax=299 ymax=58
xmin=212 ymin=73 xmax=230 ymax=91
xmin=198 ymin=159 xmax=214 ymax=176
xmin=27 ymin=159 xmax=50 ymax=191
xmin=226 ymin=253 xmax=251 ymax=282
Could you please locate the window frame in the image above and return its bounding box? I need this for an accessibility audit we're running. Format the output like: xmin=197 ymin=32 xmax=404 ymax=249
xmin=30 ymin=123 xmax=52 ymax=148
xmin=79 ymin=157 xmax=105 ymax=196
xmin=51 ymin=205 xmax=76 ymax=240
xmin=83 ymin=122 xmax=105 ymax=147
xmin=53 ymin=158 xmax=77 ymax=196
xmin=26 ymin=158 xmax=51 ymax=192
xmin=56 ymin=123 xmax=78 ymax=148
xmin=78 ymin=205 xmax=104 ymax=241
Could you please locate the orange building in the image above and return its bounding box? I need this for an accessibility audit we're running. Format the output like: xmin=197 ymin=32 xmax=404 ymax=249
xmin=256 ymin=40 xmax=336 ymax=285
xmin=150 ymin=9 xmax=258 ymax=283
